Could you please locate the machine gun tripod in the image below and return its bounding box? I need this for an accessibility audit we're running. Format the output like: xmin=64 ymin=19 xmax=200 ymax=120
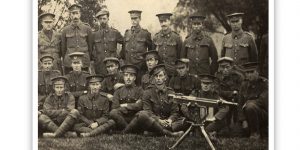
xmin=167 ymin=94 xmax=238 ymax=150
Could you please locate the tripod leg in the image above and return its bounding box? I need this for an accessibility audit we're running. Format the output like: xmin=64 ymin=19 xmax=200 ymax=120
xmin=200 ymin=125 xmax=216 ymax=150
xmin=169 ymin=124 xmax=193 ymax=149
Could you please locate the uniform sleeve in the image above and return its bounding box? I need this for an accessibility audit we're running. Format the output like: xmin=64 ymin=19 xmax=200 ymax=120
xmin=60 ymin=29 xmax=67 ymax=58
xmin=87 ymin=27 xmax=93 ymax=59
xmin=66 ymin=94 xmax=76 ymax=111
xmin=248 ymin=36 xmax=258 ymax=62
xmin=119 ymin=31 xmax=127 ymax=60
xmin=220 ymin=38 xmax=226 ymax=57
xmin=180 ymin=40 xmax=187 ymax=58
xmin=126 ymin=88 xmax=144 ymax=111
xmin=208 ymin=38 xmax=218 ymax=75
xmin=91 ymin=32 xmax=96 ymax=61
xmin=146 ymin=31 xmax=153 ymax=50
xmin=77 ymin=96 xmax=94 ymax=126
xmin=168 ymin=90 xmax=179 ymax=121
xmin=214 ymin=105 xmax=230 ymax=120
xmin=43 ymin=96 xmax=62 ymax=117
xmin=116 ymin=31 xmax=124 ymax=58
xmin=256 ymin=79 xmax=268 ymax=111
xmin=111 ymin=89 xmax=120 ymax=109
xmin=142 ymin=90 xmax=153 ymax=112
xmin=176 ymin=35 xmax=183 ymax=59
xmin=95 ymin=99 xmax=110 ymax=125
xmin=168 ymin=77 xmax=175 ymax=89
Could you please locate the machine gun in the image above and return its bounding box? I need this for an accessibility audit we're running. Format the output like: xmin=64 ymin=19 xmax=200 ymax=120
xmin=168 ymin=93 xmax=238 ymax=150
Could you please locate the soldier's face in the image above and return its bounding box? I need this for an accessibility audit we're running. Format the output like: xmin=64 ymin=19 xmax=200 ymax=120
xmin=201 ymin=82 xmax=213 ymax=92
xmin=229 ymin=18 xmax=243 ymax=31
xmin=154 ymin=71 xmax=167 ymax=85
xmin=98 ymin=15 xmax=109 ymax=27
xmin=219 ymin=62 xmax=233 ymax=76
xmin=192 ymin=22 xmax=203 ymax=32
xmin=176 ymin=65 xmax=189 ymax=77
xmin=41 ymin=60 xmax=53 ymax=71
xmin=70 ymin=11 xmax=81 ymax=23
xmin=54 ymin=84 xmax=65 ymax=96
xmin=89 ymin=82 xmax=101 ymax=94
xmin=71 ymin=61 xmax=83 ymax=72
xmin=131 ymin=17 xmax=141 ymax=27
xmin=41 ymin=20 xmax=54 ymax=31
xmin=159 ymin=19 xmax=171 ymax=30
xmin=245 ymin=70 xmax=259 ymax=81
xmin=123 ymin=72 xmax=136 ymax=85
xmin=146 ymin=57 xmax=158 ymax=70
xmin=106 ymin=64 xmax=119 ymax=75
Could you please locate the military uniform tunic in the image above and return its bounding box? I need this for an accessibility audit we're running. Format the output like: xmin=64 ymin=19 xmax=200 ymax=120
xmin=38 ymin=70 xmax=61 ymax=110
xmin=92 ymin=26 xmax=124 ymax=75
xmin=65 ymin=71 xmax=90 ymax=98
xmin=168 ymin=74 xmax=200 ymax=96
xmin=182 ymin=33 xmax=218 ymax=75
xmin=42 ymin=92 xmax=76 ymax=123
xmin=76 ymin=92 xmax=110 ymax=126
xmin=38 ymin=30 xmax=62 ymax=71
xmin=221 ymin=30 xmax=258 ymax=65
xmin=101 ymin=72 xmax=124 ymax=94
xmin=153 ymin=29 xmax=182 ymax=75
xmin=109 ymin=85 xmax=143 ymax=129
xmin=238 ymin=77 xmax=268 ymax=135
xmin=121 ymin=25 xmax=153 ymax=66
xmin=215 ymin=70 xmax=244 ymax=100
xmin=141 ymin=71 xmax=155 ymax=89
xmin=61 ymin=22 xmax=93 ymax=68
xmin=142 ymin=86 xmax=179 ymax=121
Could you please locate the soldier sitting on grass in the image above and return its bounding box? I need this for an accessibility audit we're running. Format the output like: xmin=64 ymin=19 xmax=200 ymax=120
xmin=124 ymin=64 xmax=184 ymax=137
xmin=39 ymin=76 xmax=79 ymax=138
xmin=109 ymin=65 xmax=144 ymax=133
xmin=74 ymin=75 xmax=116 ymax=137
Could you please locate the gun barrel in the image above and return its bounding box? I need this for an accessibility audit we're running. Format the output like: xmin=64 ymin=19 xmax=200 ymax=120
xmin=168 ymin=94 xmax=238 ymax=107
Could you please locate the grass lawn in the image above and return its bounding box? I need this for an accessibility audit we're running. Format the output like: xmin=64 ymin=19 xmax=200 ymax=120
xmin=38 ymin=134 xmax=268 ymax=150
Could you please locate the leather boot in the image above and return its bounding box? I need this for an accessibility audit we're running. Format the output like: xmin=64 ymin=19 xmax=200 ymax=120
xmin=81 ymin=120 xmax=115 ymax=137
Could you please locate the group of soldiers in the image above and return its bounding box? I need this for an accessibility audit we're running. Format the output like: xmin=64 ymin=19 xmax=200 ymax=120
xmin=38 ymin=3 xmax=268 ymax=141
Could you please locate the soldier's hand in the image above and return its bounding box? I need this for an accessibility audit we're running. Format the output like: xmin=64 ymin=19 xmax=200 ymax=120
xmin=120 ymin=103 xmax=128 ymax=107
xmin=166 ymin=119 xmax=173 ymax=126
xmin=90 ymin=122 xmax=99 ymax=129
xmin=106 ymin=94 xmax=113 ymax=101
xmin=242 ymin=120 xmax=248 ymax=129
xmin=206 ymin=116 xmax=216 ymax=122
xmin=159 ymin=119 xmax=169 ymax=127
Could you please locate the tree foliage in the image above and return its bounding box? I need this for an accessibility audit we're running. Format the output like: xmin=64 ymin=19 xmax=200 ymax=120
xmin=38 ymin=0 xmax=106 ymax=31
xmin=172 ymin=0 xmax=268 ymax=47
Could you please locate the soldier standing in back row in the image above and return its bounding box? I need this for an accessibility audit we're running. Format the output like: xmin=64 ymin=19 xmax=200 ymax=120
xmin=181 ymin=13 xmax=218 ymax=76
xmin=38 ymin=12 xmax=62 ymax=72
xmin=221 ymin=12 xmax=258 ymax=66
xmin=153 ymin=13 xmax=182 ymax=77
xmin=61 ymin=4 xmax=93 ymax=74
xmin=92 ymin=10 xmax=124 ymax=75
xmin=121 ymin=10 xmax=153 ymax=85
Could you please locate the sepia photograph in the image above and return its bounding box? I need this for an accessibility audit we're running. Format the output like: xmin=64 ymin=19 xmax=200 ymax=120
xmin=37 ymin=0 xmax=270 ymax=149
